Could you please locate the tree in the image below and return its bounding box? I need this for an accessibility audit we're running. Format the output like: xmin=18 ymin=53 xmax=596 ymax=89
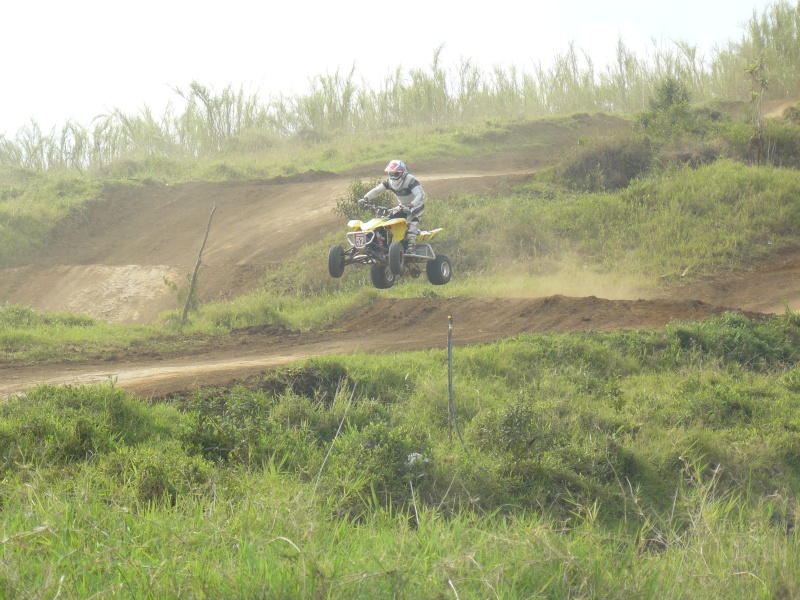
xmin=648 ymin=77 xmax=691 ymax=112
xmin=746 ymin=58 xmax=768 ymax=165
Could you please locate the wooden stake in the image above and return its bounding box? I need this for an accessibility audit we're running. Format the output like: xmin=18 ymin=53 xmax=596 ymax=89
xmin=181 ymin=204 xmax=216 ymax=325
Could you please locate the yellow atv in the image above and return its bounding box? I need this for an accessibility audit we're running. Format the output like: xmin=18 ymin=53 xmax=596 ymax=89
xmin=328 ymin=201 xmax=452 ymax=289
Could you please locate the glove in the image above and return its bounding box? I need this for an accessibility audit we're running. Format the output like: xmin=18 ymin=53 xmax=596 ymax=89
xmin=358 ymin=198 xmax=368 ymax=207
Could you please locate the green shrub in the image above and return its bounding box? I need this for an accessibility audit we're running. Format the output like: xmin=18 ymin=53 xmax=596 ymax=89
xmin=179 ymin=379 xmax=384 ymax=471
xmin=761 ymin=120 xmax=800 ymax=168
xmin=656 ymin=135 xmax=724 ymax=168
xmin=786 ymin=103 xmax=800 ymax=123
xmin=557 ymin=133 xmax=653 ymax=191
xmin=254 ymin=362 xmax=356 ymax=407
xmin=783 ymin=368 xmax=800 ymax=392
xmin=333 ymin=176 xmax=384 ymax=219
xmin=180 ymin=386 xmax=276 ymax=464
xmin=671 ymin=312 xmax=800 ymax=371
xmin=321 ymin=421 xmax=432 ymax=518
xmin=0 ymin=383 xmax=160 ymax=471
xmin=99 ymin=441 xmax=214 ymax=506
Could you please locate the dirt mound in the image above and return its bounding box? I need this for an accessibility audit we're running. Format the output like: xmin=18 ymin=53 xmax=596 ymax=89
xmin=338 ymin=295 xmax=755 ymax=344
xmin=3 ymin=177 xmax=350 ymax=322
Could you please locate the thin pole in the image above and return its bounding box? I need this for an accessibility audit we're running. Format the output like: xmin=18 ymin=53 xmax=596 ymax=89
xmin=448 ymin=315 xmax=454 ymax=446
xmin=448 ymin=315 xmax=472 ymax=458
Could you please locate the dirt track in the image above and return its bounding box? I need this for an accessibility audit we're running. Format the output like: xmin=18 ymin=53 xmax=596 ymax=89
xmin=1 ymin=112 xmax=798 ymax=399
xmin=0 ymin=295 xmax=768 ymax=400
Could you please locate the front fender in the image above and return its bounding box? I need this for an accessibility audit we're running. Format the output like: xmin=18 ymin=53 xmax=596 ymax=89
xmin=385 ymin=220 xmax=407 ymax=241
xmin=347 ymin=217 xmax=408 ymax=241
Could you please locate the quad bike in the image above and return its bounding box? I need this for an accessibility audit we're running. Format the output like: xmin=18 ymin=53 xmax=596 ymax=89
xmin=328 ymin=201 xmax=452 ymax=289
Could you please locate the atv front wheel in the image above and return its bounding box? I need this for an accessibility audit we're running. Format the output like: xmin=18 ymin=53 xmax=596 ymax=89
xmin=426 ymin=254 xmax=452 ymax=285
xmin=388 ymin=241 xmax=404 ymax=275
xmin=370 ymin=264 xmax=396 ymax=289
xmin=328 ymin=244 xmax=345 ymax=278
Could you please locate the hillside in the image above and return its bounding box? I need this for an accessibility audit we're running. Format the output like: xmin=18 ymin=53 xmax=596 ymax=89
xmin=1 ymin=109 xmax=799 ymax=398
xmin=0 ymin=115 xmax=628 ymax=324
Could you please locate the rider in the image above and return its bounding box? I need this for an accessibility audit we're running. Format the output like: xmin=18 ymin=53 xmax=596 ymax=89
xmin=359 ymin=159 xmax=425 ymax=252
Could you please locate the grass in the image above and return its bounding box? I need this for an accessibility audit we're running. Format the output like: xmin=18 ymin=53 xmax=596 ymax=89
xmin=534 ymin=159 xmax=800 ymax=281
xmin=1 ymin=312 xmax=800 ymax=597
xmin=0 ymin=170 xmax=102 ymax=267
xmin=0 ymin=304 xmax=215 ymax=363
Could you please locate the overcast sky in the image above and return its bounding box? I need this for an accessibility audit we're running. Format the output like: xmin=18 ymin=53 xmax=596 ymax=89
xmin=1 ymin=0 xmax=777 ymax=135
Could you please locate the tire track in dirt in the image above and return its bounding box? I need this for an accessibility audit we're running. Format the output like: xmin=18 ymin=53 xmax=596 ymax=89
xmin=0 ymin=295 xmax=767 ymax=399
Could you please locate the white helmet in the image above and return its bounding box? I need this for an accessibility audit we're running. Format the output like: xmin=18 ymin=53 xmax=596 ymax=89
xmin=385 ymin=159 xmax=407 ymax=182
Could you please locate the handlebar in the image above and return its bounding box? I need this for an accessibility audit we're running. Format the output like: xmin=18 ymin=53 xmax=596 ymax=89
xmin=360 ymin=200 xmax=393 ymax=218
xmin=359 ymin=200 xmax=412 ymax=220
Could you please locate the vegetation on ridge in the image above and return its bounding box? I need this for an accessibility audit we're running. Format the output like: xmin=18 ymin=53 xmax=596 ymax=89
xmin=1 ymin=1 xmax=800 ymax=175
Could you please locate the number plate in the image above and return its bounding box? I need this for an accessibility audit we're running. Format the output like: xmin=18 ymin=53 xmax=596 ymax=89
xmin=354 ymin=232 xmax=366 ymax=247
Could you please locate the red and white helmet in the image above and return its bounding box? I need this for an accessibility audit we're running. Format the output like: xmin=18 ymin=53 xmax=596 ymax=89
xmin=385 ymin=159 xmax=407 ymax=181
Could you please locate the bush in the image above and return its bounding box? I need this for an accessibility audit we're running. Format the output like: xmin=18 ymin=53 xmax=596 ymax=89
xmin=180 ymin=386 xmax=277 ymax=464
xmin=761 ymin=120 xmax=800 ymax=168
xmin=99 ymin=442 xmax=214 ymax=506
xmin=557 ymin=134 xmax=653 ymax=191
xmin=321 ymin=421 xmax=432 ymax=518
xmin=332 ymin=176 xmax=383 ymax=219
xmin=671 ymin=312 xmax=800 ymax=371
xmin=0 ymin=383 xmax=160 ymax=471
xmin=657 ymin=136 xmax=724 ymax=169
xmin=786 ymin=103 xmax=800 ymax=123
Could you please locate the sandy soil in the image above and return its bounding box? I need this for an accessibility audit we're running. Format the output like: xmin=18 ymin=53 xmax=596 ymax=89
xmin=1 ymin=110 xmax=797 ymax=399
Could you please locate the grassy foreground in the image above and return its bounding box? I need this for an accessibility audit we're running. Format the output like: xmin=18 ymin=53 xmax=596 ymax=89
xmin=2 ymin=312 xmax=800 ymax=597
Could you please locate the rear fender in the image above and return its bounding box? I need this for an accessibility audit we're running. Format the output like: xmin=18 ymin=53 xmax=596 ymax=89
xmin=417 ymin=228 xmax=443 ymax=243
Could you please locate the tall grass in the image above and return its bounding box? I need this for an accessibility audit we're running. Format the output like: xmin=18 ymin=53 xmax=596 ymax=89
xmin=3 ymin=2 xmax=800 ymax=175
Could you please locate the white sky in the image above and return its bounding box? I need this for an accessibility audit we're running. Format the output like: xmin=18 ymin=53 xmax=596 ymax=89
xmin=1 ymin=0 xmax=777 ymax=136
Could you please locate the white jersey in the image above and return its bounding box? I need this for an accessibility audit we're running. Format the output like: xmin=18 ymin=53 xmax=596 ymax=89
xmin=363 ymin=174 xmax=426 ymax=214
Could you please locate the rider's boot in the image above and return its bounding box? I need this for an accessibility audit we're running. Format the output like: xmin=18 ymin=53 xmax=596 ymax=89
xmin=405 ymin=232 xmax=418 ymax=254
xmin=406 ymin=222 xmax=419 ymax=254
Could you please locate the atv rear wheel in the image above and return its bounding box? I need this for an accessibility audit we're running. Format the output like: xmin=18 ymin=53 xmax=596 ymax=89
xmin=426 ymin=254 xmax=452 ymax=285
xmin=370 ymin=264 xmax=396 ymax=289
xmin=328 ymin=244 xmax=345 ymax=278
xmin=388 ymin=241 xmax=404 ymax=275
